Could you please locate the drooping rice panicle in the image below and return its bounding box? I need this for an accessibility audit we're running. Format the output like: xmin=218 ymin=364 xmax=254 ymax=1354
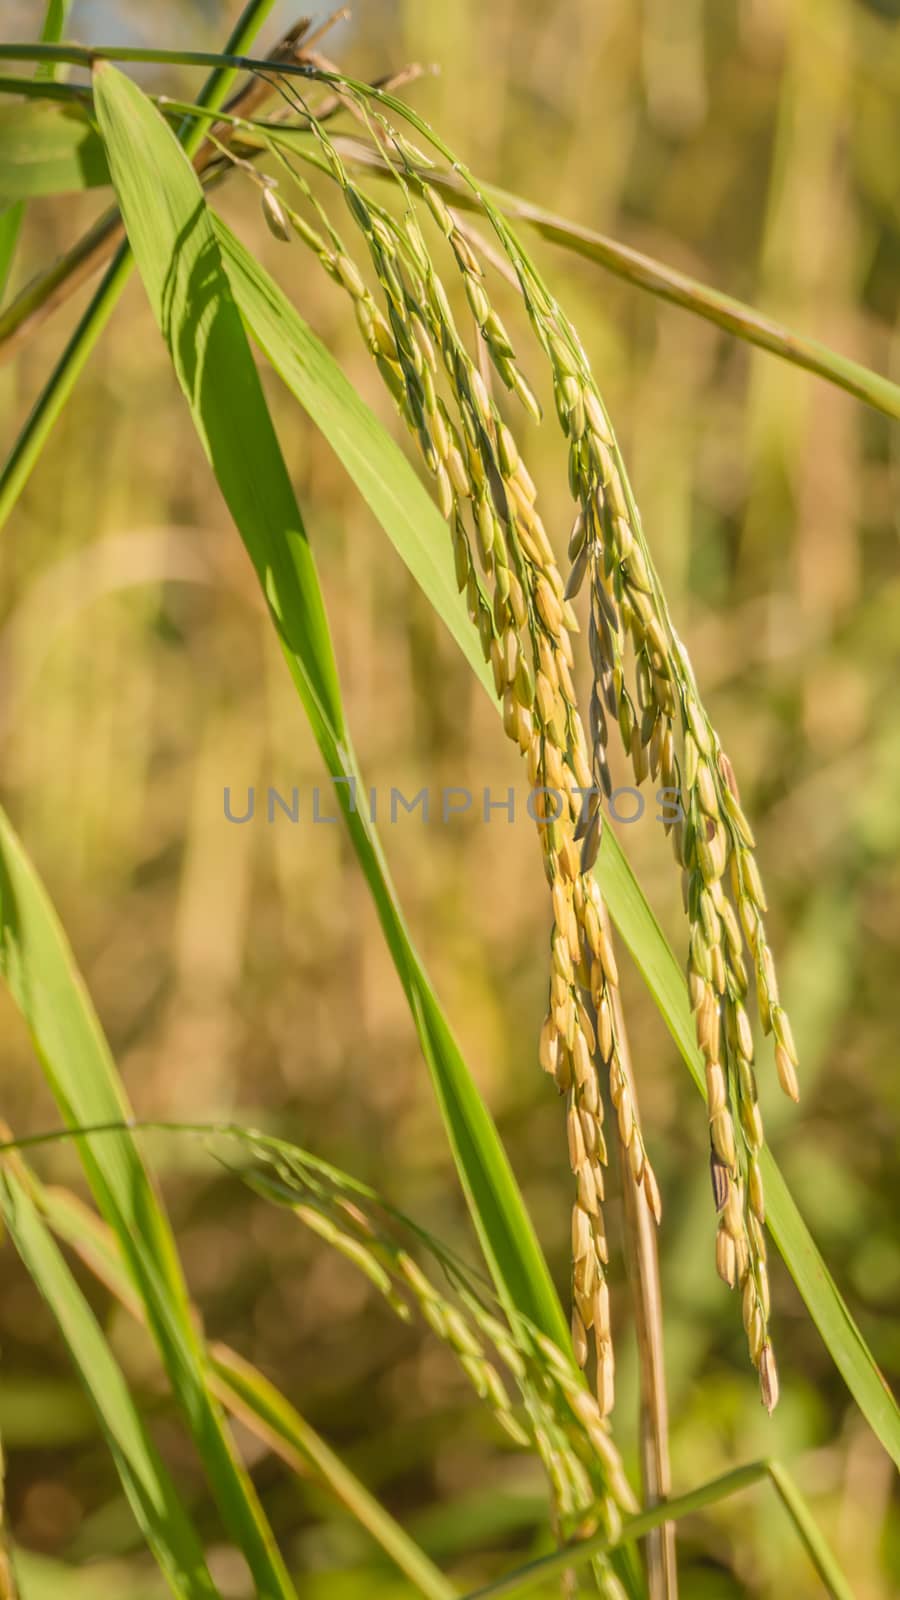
xmin=320 ymin=79 xmax=797 ymax=1408
xmin=240 ymin=66 xmax=793 ymax=1408
xmin=242 ymin=108 xmax=662 ymax=1424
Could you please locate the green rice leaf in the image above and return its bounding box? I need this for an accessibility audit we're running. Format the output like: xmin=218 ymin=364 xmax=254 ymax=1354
xmin=0 ymin=1164 xmax=217 ymax=1599
xmin=214 ymin=219 xmax=900 ymax=1469
xmin=211 ymin=1347 xmax=458 ymax=1600
xmin=0 ymin=808 xmax=298 ymax=1600
xmin=92 ymin=61 xmax=569 ymax=1358
xmin=0 ymin=203 xmax=22 ymax=301
xmin=319 ymin=135 xmax=900 ymax=425
xmin=0 ymin=101 xmax=108 ymax=202
xmin=38 ymin=1180 xmax=456 ymax=1600
xmin=0 ymin=0 xmax=79 ymax=297
xmin=460 ymin=1458 xmax=854 ymax=1600
xmin=215 ymin=217 xmax=490 ymax=693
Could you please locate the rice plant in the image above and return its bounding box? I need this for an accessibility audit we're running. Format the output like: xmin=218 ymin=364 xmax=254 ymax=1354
xmin=0 ymin=5 xmax=896 ymax=1598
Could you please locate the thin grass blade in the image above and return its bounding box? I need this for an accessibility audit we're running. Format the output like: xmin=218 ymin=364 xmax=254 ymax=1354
xmin=210 ymin=1347 xmax=458 ymax=1600
xmin=0 ymin=101 xmax=108 ymax=201
xmin=459 ymin=1459 xmax=853 ymax=1600
xmin=324 ymin=135 xmax=900 ymax=424
xmin=0 ymin=1161 xmax=218 ymax=1599
xmin=0 ymin=204 xmax=22 ymax=302
xmin=0 ymin=808 xmax=298 ymax=1600
xmin=37 ymin=1179 xmax=457 ymax=1600
xmin=0 ymin=0 xmax=76 ymax=299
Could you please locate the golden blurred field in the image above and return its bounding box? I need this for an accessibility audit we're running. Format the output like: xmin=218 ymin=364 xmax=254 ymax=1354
xmin=0 ymin=1 xmax=898 ymax=1594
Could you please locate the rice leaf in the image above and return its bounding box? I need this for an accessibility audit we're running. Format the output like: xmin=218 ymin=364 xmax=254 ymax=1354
xmin=214 ymin=217 xmax=490 ymax=693
xmin=318 ymin=135 xmax=900 ymax=425
xmin=0 ymin=101 xmax=108 ymax=202
xmin=0 ymin=205 xmax=22 ymax=301
xmin=209 ymin=1347 xmax=459 ymax=1600
xmin=91 ymin=61 xmax=569 ymax=1358
xmin=0 ymin=1163 xmax=218 ymax=1599
xmin=460 ymin=1458 xmax=854 ymax=1600
xmin=0 ymin=808 xmax=298 ymax=1600
xmin=37 ymin=1180 xmax=457 ymax=1600
xmin=0 ymin=0 xmax=78 ymax=297
xmin=214 ymin=221 xmax=900 ymax=1469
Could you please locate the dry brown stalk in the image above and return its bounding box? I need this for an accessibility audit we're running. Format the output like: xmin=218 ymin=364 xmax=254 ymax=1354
xmin=604 ymin=918 xmax=677 ymax=1600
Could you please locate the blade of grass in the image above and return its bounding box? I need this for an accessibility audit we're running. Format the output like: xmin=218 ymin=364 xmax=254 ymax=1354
xmin=0 ymin=807 xmax=298 ymax=1599
xmin=209 ymin=1347 xmax=458 ymax=1600
xmin=0 ymin=101 xmax=107 ymax=201
xmin=0 ymin=0 xmax=75 ymax=299
xmin=92 ymin=59 xmax=570 ymax=1362
xmin=0 ymin=1160 xmax=218 ymax=1599
xmin=0 ymin=0 xmax=279 ymax=532
xmin=0 ymin=206 xmax=21 ymax=302
xmin=213 ymin=219 xmax=900 ymax=1470
xmin=35 ymin=1179 xmax=457 ymax=1600
xmin=215 ymin=217 xmax=492 ymax=695
xmin=326 ymin=134 xmax=900 ymax=423
xmin=0 ymin=77 xmax=88 ymax=102
xmin=33 ymin=0 xmax=71 ymax=66
xmin=459 ymin=1459 xmax=854 ymax=1600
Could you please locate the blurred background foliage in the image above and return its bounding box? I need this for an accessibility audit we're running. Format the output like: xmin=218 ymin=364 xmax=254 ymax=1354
xmin=0 ymin=0 xmax=898 ymax=1595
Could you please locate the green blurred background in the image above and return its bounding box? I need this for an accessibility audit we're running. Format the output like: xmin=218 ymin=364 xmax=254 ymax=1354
xmin=0 ymin=0 xmax=898 ymax=1594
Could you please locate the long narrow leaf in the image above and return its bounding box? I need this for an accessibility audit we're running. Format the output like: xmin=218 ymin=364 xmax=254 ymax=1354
xmin=215 ymin=219 xmax=900 ymax=1468
xmin=37 ymin=1179 xmax=457 ymax=1600
xmin=212 ymin=1347 xmax=459 ymax=1600
xmin=92 ymin=63 xmax=570 ymax=1366
xmin=0 ymin=808 xmax=298 ymax=1600
xmin=460 ymin=1458 xmax=853 ymax=1600
xmin=215 ymin=218 xmax=491 ymax=692
xmin=0 ymin=0 xmax=76 ymax=298
xmin=0 ymin=1163 xmax=218 ymax=1599
xmin=325 ymin=137 xmax=900 ymax=424
xmin=0 ymin=204 xmax=22 ymax=301
xmin=0 ymin=101 xmax=108 ymax=201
